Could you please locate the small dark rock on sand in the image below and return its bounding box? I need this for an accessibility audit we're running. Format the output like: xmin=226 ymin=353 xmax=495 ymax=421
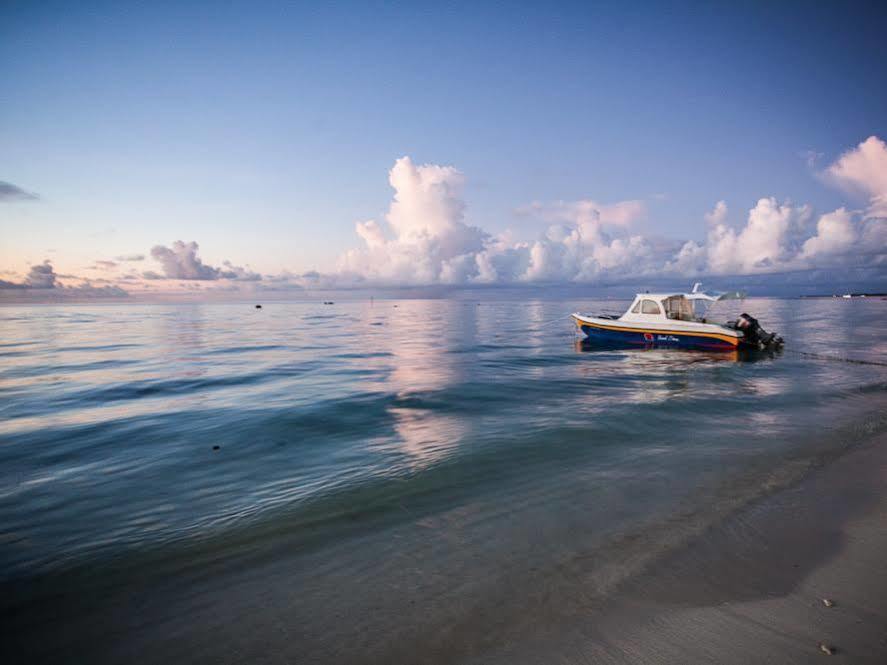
xmin=255 ymin=304 xmax=262 ymax=309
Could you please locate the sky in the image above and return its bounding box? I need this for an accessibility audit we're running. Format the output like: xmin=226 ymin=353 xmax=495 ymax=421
xmin=1 ymin=0 xmax=886 ymax=299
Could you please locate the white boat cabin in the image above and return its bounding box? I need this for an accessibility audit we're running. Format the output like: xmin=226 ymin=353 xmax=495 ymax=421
xmin=620 ymin=293 xmax=712 ymax=325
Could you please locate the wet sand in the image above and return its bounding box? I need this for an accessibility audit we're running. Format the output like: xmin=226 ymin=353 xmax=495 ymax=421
xmin=7 ymin=434 xmax=887 ymax=664
xmin=606 ymin=433 xmax=887 ymax=664
xmin=473 ymin=433 xmax=887 ymax=664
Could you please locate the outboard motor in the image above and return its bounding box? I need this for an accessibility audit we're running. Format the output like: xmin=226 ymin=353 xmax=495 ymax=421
xmin=732 ymin=313 xmax=784 ymax=351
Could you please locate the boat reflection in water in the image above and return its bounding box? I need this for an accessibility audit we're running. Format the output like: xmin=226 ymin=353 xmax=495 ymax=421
xmin=573 ymin=337 xmax=783 ymax=364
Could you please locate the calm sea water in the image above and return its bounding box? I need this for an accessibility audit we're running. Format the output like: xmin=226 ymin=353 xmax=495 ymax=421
xmin=1 ymin=297 xmax=885 ymax=610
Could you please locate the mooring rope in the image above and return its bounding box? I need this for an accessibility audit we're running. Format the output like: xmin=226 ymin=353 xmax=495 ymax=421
xmin=532 ymin=314 xmax=575 ymax=330
xmin=783 ymin=348 xmax=887 ymax=367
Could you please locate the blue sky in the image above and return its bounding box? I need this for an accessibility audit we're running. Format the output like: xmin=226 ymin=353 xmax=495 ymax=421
xmin=2 ymin=1 xmax=886 ymax=295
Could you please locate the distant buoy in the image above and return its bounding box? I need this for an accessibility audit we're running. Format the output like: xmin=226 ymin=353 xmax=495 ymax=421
xmin=212 ymin=445 xmax=220 ymax=451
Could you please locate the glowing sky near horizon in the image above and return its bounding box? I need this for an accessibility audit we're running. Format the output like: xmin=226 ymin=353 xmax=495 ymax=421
xmin=1 ymin=1 xmax=886 ymax=296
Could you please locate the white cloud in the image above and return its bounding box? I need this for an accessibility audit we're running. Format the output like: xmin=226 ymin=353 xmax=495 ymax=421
xmin=10 ymin=137 xmax=884 ymax=300
xmin=517 ymin=198 xmax=647 ymax=228
xmin=24 ymin=260 xmax=58 ymax=288
xmin=667 ymin=198 xmax=884 ymax=275
xmin=512 ymin=217 xmax=658 ymax=283
xmin=706 ymin=198 xmax=811 ymax=274
xmin=800 ymin=208 xmax=856 ymax=259
xmin=149 ymin=241 xmax=260 ymax=281
xmin=0 ymin=260 xmax=128 ymax=298
xmin=0 ymin=261 xmax=58 ymax=289
xmin=337 ymin=157 xmax=660 ymax=285
xmin=221 ymin=260 xmax=262 ymax=281
xmin=331 ymin=144 xmax=887 ymax=287
xmin=354 ymin=220 xmax=386 ymax=249
xmin=665 ymin=239 xmax=706 ymax=276
xmin=337 ymin=156 xmax=487 ymax=284
xmin=823 ymin=135 xmax=887 ymax=219
xmin=150 ymin=241 xmax=222 ymax=280
xmin=660 ymin=137 xmax=887 ymax=276
xmin=704 ymin=200 xmax=728 ymax=226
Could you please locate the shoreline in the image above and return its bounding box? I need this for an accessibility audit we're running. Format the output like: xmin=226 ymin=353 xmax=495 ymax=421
xmin=485 ymin=432 xmax=887 ymax=664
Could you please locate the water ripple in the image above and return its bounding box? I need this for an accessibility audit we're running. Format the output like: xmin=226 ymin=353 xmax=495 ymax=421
xmin=0 ymin=298 xmax=884 ymax=580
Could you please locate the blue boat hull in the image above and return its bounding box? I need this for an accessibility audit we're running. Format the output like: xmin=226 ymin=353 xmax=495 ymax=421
xmin=576 ymin=322 xmax=740 ymax=351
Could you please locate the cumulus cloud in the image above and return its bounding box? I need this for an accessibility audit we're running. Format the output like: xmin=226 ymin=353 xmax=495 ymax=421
xmin=148 ymin=241 xmax=260 ymax=281
xmin=663 ymin=137 xmax=887 ymax=276
xmin=0 ymin=261 xmax=63 ymax=289
xmin=504 ymin=211 xmax=660 ymax=283
xmin=0 ymin=181 xmax=39 ymax=202
xmin=823 ymin=135 xmax=887 ymax=219
xmin=8 ymin=137 xmax=885 ymax=298
xmin=221 ymin=260 xmax=262 ymax=281
xmin=708 ymin=198 xmax=812 ymax=273
xmin=338 ymin=157 xmax=488 ymax=284
xmin=0 ymin=260 xmax=128 ymax=298
xmin=670 ymin=196 xmax=885 ymax=276
xmin=150 ymin=241 xmax=222 ymax=280
xmin=333 ymin=142 xmax=887 ymax=286
xmin=24 ymin=261 xmax=58 ymax=288
xmin=800 ymin=208 xmax=856 ymax=259
xmin=704 ymin=200 xmax=728 ymax=226
xmin=335 ymin=156 xmax=664 ymax=286
xmin=0 ymin=261 xmax=60 ymax=289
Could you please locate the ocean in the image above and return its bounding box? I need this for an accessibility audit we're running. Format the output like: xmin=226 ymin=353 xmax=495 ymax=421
xmin=1 ymin=295 xmax=886 ymax=663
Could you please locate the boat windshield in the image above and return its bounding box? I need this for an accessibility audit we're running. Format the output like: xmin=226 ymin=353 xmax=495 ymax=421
xmin=663 ymin=296 xmax=695 ymax=321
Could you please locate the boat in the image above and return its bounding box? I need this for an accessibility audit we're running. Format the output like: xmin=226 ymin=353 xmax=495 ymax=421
xmin=572 ymin=285 xmax=783 ymax=351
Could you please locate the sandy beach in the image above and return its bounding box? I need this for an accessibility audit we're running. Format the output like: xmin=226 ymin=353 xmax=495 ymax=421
xmin=481 ymin=433 xmax=887 ymax=665
xmin=594 ymin=439 xmax=887 ymax=664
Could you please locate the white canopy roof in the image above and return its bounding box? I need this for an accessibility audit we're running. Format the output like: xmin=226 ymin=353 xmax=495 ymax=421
xmin=633 ymin=284 xmax=745 ymax=303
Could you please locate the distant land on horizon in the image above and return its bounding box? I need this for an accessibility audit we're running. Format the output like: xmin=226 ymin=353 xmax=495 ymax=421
xmin=1 ymin=270 xmax=886 ymax=305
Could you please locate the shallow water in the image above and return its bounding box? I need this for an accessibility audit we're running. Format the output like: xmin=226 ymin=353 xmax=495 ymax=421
xmin=1 ymin=297 xmax=885 ymax=633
